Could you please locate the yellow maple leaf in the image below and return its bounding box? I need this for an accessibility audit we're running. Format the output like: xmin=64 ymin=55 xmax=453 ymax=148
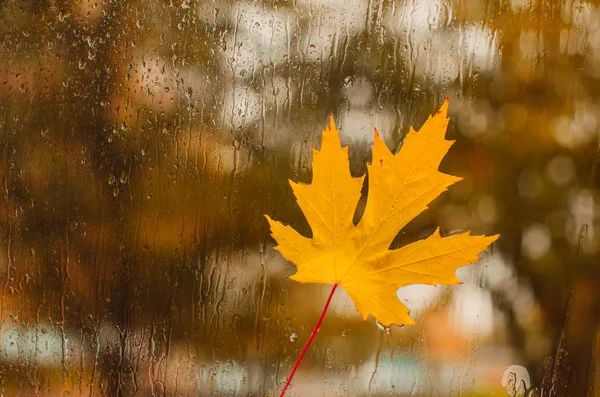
xmin=265 ymin=100 xmax=499 ymax=327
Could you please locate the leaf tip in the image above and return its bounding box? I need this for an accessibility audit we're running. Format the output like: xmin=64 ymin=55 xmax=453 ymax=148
xmin=436 ymin=98 xmax=450 ymax=117
xmin=328 ymin=113 xmax=336 ymax=131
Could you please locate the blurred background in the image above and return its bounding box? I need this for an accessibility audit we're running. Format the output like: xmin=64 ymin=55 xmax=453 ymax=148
xmin=0 ymin=0 xmax=599 ymax=395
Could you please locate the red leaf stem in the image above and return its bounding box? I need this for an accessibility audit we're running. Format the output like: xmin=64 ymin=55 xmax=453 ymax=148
xmin=279 ymin=283 xmax=339 ymax=397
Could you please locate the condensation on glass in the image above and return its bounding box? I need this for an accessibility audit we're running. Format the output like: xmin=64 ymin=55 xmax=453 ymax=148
xmin=0 ymin=0 xmax=598 ymax=396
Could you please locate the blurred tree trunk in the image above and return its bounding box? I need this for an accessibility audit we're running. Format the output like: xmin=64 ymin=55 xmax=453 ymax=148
xmin=541 ymin=230 xmax=600 ymax=396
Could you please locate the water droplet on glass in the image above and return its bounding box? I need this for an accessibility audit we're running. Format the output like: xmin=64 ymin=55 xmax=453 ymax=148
xmin=108 ymin=174 xmax=115 ymax=185
xmin=376 ymin=321 xmax=391 ymax=333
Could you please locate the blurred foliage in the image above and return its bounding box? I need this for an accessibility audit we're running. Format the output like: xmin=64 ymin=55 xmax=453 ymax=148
xmin=0 ymin=0 xmax=599 ymax=395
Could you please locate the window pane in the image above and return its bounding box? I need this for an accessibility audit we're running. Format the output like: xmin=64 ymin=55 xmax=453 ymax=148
xmin=0 ymin=0 xmax=598 ymax=396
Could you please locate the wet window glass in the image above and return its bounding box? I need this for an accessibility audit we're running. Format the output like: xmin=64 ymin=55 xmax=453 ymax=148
xmin=0 ymin=0 xmax=598 ymax=396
